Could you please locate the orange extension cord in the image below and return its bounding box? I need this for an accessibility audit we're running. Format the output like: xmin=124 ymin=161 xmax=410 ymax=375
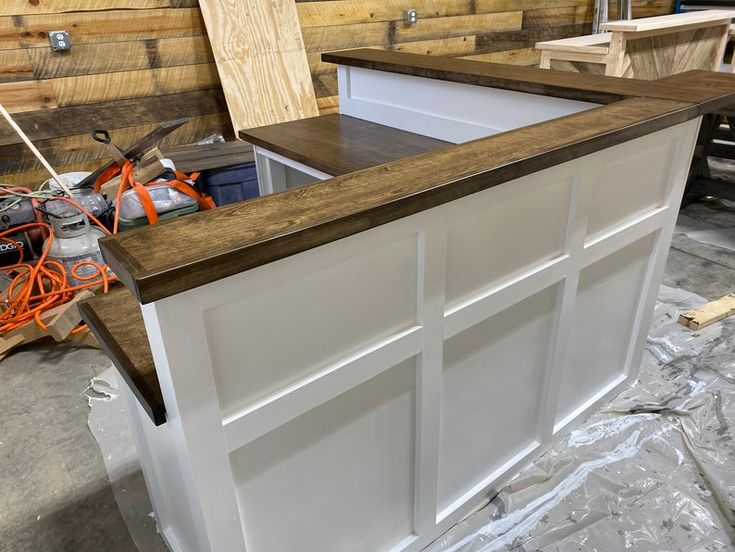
xmin=1 ymin=161 xmax=208 ymax=336
xmin=0 ymin=195 xmax=116 ymax=334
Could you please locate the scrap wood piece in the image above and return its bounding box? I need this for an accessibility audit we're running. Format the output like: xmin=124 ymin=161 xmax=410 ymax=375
xmin=678 ymin=293 xmax=735 ymax=330
xmin=0 ymin=289 xmax=96 ymax=355
xmin=46 ymin=289 xmax=96 ymax=342
xmin=197 ymin=0 xmax=318 ymax=134
xmin=66 ymin=329 xmax=99 ymax=349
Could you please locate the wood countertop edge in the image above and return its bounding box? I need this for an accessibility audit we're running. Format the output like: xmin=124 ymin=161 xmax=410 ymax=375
xmin=238 ymin=114 xmax=452 ymax=177
xmin=320 ymin=49 xmax=735 ymax=109
xmin=101 ymin=96 xmax=703 ymax=305
xmin=240 ymin=119 xmax=341 ymax=175
xmin=79 ymin=292 xmax=166 ymax=425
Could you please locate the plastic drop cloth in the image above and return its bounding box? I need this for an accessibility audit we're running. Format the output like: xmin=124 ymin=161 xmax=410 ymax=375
xmin=428 ymin=285 xmax=735 ymax=552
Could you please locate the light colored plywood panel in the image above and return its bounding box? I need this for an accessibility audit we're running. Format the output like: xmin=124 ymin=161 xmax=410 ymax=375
xmin=0 ymin=79 xmax=56 ymax=112
xmin=556 ymin=234 xmax=655 ymax=425
xmin=230 ymin=358 xmax=416 ymax=552
xmin=203 ymin=234 xmax=419 ymax=416
xmin=198 ymin=0 xmax=318 ymax=132
xmin=439 ymin=286 xmax=557 ymax=512
xmin=445 ymin=169 xmax=571 ymax=307
xmin=0 ymin=8 xmax=204 ymax=50
xmin=215 ymin=54 xmax=318 ymax=131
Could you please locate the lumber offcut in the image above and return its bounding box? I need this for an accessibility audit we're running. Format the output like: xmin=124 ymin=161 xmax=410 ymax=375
xmin=678 ymin=293 xmax=735 ymax=330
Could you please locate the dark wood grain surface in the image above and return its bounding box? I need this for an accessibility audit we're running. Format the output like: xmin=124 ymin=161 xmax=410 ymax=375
xmin=79 ymin=287 xmax=165 ymax=425
xmin=163 ymin=140 xmax=255 ymax=173
xmin=101 ymin=95 xmax=704 ymax=304
xmin=322 ymin=49 xmax=735 ymax=113
xmin=98 ymin=52 xmax=735 ymax=304
xmin=0 ymin=89 xmax=229 ymax=148
xmin=239 ymin=114 xmax=451 ymax=176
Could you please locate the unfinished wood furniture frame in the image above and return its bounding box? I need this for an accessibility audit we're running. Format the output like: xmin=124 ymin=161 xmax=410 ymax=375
xmin=537 ymin=10 xmax=734 ymax=78
xmin=81 ymin=51 xmax=735 ymax=552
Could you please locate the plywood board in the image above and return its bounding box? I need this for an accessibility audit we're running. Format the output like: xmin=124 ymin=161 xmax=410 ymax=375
xmin=197 ymin=0 xmax=318 ymax=133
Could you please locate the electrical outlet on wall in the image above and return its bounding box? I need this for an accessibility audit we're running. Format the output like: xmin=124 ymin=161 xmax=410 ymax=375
xmin=49 ymin=30 xmax=71 ymax=51
xmin=404 ymin=9 xmax=418 ymax=25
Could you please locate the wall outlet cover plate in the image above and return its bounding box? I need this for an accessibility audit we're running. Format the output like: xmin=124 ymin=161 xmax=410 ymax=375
xmin=49 ymin=30 xmax=71 ymax=51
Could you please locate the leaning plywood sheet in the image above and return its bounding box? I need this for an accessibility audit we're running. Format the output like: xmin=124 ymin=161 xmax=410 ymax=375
xmin=197 ymin=0 xmax=318 ymax=133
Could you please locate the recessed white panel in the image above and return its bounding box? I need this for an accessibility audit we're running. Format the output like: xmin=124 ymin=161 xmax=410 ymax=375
xmin=343 ymin=67 xmax=597 ymax=143
xmin=586 ymin=127 xmax=676 ymax=240
xmin=204 ymin=235 xmax=418 ymax=416
xmin=445 ymin=173 xmax=571 ymax=307
xmin=230 ymin=359 xmax=416 ymax=552
xmin=556 ymin=235 xmax=655 ymax=424
xmin=438 ymin=286 xmax=557 ymax=512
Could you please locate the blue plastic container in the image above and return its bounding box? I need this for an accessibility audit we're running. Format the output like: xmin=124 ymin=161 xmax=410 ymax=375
xmin=199 ymin=162 xmax=260 ymax=206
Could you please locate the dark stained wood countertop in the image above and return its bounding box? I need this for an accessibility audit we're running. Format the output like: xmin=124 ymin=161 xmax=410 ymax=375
xmin=322 ymin=49 xmax=735 ymax=113
xmin=79 ymin=287 xmax=165 ymax=425
xmin=97 ymin=50 xmax=735 ymax=305
xmin=239 ymin=114 xmax=450 ymax=176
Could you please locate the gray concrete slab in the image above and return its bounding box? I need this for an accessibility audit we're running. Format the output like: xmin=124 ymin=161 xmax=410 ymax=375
xmin=0 ymin=343 xmax=136 ymax=552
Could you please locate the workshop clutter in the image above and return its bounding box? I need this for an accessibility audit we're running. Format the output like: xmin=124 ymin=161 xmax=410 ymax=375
xmin=0 ymin=118 xmax=219 ymax=357
xmin=198 ymin=162 xmax=260 ymax=206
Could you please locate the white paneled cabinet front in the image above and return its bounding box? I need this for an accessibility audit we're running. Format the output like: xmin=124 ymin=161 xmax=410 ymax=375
xmin=136 ymin=119 xmax=699 ymax=552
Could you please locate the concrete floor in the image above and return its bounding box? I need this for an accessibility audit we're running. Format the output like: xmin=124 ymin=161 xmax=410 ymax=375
xmin=1 ymin=201 xmax=734 ymax=552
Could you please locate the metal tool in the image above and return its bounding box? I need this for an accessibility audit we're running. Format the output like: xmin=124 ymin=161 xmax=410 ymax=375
xmin=76 ymin=118 xmax=189 ymax=190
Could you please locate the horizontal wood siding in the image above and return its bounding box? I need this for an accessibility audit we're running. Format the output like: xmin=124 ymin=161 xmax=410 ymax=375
xmin=0 ymin=0 xmax=673 ymax=185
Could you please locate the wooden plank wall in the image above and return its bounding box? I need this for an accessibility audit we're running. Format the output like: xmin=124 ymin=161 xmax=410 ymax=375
xmin=0 ymin=0 xmax=673 ymax=186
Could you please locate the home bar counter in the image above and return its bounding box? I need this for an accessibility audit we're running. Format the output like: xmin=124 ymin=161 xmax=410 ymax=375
xmin=81 ymin=50 xmax=735 ymax=552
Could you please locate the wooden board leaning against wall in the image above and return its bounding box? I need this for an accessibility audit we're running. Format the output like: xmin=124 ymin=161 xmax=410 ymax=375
xmin=0 ymin=0 xmax=674 ymax=187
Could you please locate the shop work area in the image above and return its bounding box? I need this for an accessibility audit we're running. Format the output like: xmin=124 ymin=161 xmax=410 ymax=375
xmin=2 ymin=2 xmax=735 ymax=552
